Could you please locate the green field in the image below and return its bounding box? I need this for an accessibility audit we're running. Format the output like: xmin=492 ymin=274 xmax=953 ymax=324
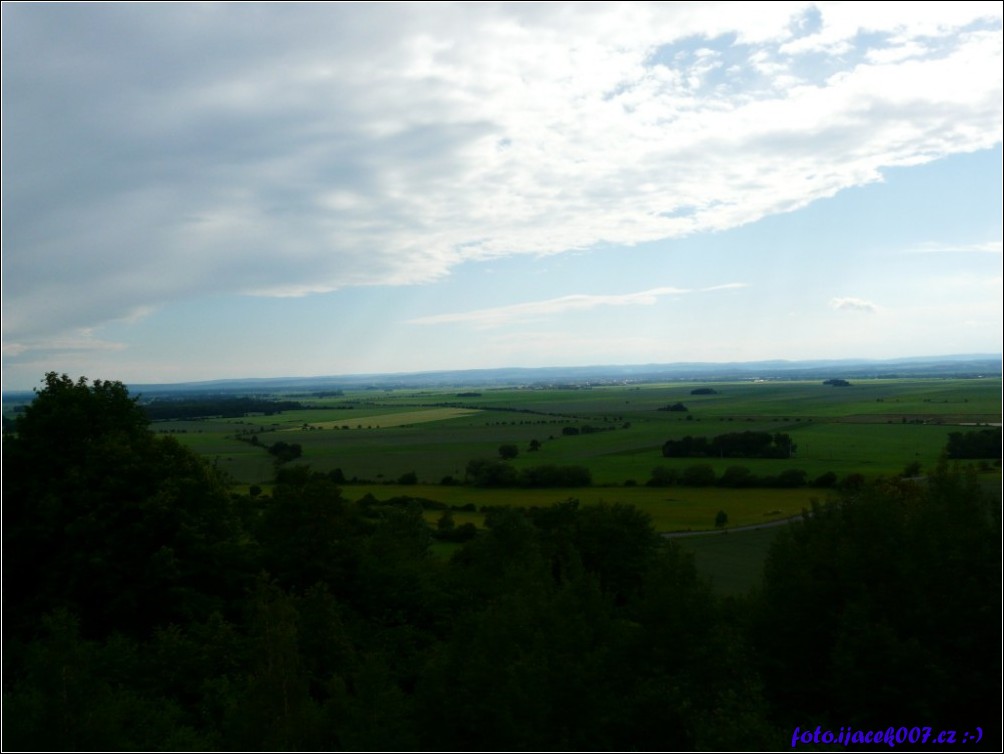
xmin=5 ymin=375 xmax=998 ymax=598
xmin=674 ymin=526 xmax=784 ymax=596
xmin=160 ymin=377 xmax=999 ymax=486
xmin=137 ymin=377 xmax=1004 ymax=600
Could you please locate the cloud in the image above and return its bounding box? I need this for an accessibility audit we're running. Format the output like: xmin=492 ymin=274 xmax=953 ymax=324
xmin=2 ymin=336 xmax=128 ymax=358
xmin=2 ymin=2 xmax=1001 ymax=346
xmin=830 ymin=297 xmax=880 ymax=313
xmin=408 ymin=284 xmax=746 ymax=327
xmin=904 ymin=240 xmax=1003 ymax=254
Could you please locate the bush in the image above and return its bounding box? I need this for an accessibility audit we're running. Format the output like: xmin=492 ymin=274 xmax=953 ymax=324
xmin=681 ymin=464 xmax=716 ymax=487
xmin=646 ymin=466 xmax=677 ymax=487
xmin=776 ymin=469 xmax=807 ymax=488
xmin=813 ymin=471 xmax=838 ymax=488
xmin=719 ymin=466 xmax=754 ymax=488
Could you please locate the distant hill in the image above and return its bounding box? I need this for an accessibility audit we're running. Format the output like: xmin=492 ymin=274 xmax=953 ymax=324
xmin=4 ymin=355 xmax=999 ymax=404
xmin=117 ymin=354 xmax=1001 ymax=397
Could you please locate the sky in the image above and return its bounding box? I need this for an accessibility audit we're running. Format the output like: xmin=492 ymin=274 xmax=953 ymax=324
xmin=2 ymin=1 xmax=1002 ymax=391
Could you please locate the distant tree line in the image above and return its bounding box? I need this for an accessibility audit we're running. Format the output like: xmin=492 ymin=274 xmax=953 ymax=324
xmin=561 ymin=424 xmax=615 ymax=435
xmin=646 ymin=464 xmax=832 ymax=489
xmin=142 ymin=396 xmax=304 ymax=420
xmin=662 ymin=431 xmax=795 ymax=459
xmin=466 ymin=458 xmax=592 ymax=488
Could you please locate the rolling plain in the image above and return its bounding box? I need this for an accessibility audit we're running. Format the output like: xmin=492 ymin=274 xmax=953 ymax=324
xmin=156 ymin=376 xmax=1000 ymax=535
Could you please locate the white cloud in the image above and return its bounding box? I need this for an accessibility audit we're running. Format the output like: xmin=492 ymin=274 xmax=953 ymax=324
xmin=904 ymin=240 xmax=1003 ymax=254
xmin=2 ymin=336 xmax=128 ymax=358
xmin=830 ymin=297 xmax=880 ymax=313
xmin=2 ymin=2 xmax=1001 ymax=347
xmin=408 ymin=284 xmax=746 ymax=327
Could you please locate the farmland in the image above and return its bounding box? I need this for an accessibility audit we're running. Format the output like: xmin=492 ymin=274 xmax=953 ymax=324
xmin=150 ymin=376 xmax=1001 ymax=534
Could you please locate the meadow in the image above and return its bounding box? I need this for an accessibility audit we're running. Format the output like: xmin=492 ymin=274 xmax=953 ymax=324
xmin=155 ymin=376 xmax=1000 ymax=540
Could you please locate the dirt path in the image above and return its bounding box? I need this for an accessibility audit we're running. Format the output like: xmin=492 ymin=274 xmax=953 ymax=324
xmin=662 ymin=514 xmax=804 ymax=538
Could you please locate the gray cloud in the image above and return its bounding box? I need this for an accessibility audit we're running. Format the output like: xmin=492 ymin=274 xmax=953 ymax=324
xmin=830 ymin=297 xmax=880 ymax=313
xmin=3 ymin=3 xmax=1000 ymax=348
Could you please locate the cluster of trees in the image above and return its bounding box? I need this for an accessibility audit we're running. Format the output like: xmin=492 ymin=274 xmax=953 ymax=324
xmin=465 ymin=458 xmax=592 ymax=488
xmin=945 ymin=428 xmax=1001 ymax=459
xmin=266 ymin=440 xmax=303 ymax=464
xmin=662 ymin=431 xmax=795 ymax=459
xmin=3 ymin=374 xmax=998 ymax=750
xmin=243 ymin=435 xmax=304 ymax=464
xmin=142 ymin=396 xmax=304 ymax=421
xmin=560 ymin=424 xmax=615 ymax=435
xmin=658 ymin=401 xmax=689 ymax=412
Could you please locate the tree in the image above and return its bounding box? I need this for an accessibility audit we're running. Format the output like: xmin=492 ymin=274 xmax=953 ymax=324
xmin=681 ymin=464 xmax=716 ymax=487
xmin=10 ymin=373 xmax=149 ymax=463
xmin=646 ymin=466 xmax=677 ymax=487
xmin=719 ymin=466 xmax=753 ymax=488
xmin=498 ymin=443 xmax=519 ymax=460
xmin=753 ymin=468 xmax=999 ymax=741
xmin=437 ymin=510 xmax=456 ymax=532
xmin=4 ymin=373 xmax=243 ymax=639
xmin=945 ymin=429 xmax=1000 ymax=459
xmin=658 ymin=402 xmax=689 ymax=412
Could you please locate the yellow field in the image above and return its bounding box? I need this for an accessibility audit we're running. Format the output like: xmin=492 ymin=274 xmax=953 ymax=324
xmin=344 ymin=483 xmax=824 ymax=532
xmin=290 ymin=407 xmax=482 ymax=430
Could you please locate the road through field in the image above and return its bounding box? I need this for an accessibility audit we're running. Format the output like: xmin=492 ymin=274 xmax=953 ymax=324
xmin=663 ymin=513 xmax=804 ymax=538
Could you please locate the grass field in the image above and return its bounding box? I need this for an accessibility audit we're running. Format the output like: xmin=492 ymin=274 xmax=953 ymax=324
xmin=674 ymin=526 xmax=784 ymax=596
xmin=158 ymin=377 xmax=999 ymax=497
xmin=6 ymin=375 xmax=996 ymax=597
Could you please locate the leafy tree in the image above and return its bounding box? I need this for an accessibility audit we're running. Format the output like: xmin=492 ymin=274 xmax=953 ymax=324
xmin=657 ymin=402 xmax=689 ymax=412
xmin=719 ymin=465 xmax=753 ymax=488
xmin=498 ymin=443 xmax=519 ymax=460
xmin=256 ymin=475 xmax=361 ymax=594
xmin=812 ymin=471 xmax=838 ymax=488
xmin=465 ymin=458 xmax=519 ymax=487
xmin=436 ymin=510 xmax=455 ymax=531
xmin=775 ymin=468 xmax=806 ymax=488
xmin=681 ymin=464 xmax=716 ymax=487
xmin=4 ymin=373 xmax=243 ymax=639
xmin=945 ymin=428 xmax=1000 ymax=459
xmin=646 ymin=465 xmax=677 ymax=487
xmin=268 ymin=440 xmax=303 ymax=464
xmin=753 ymin=468 xmax=999 ymax=740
